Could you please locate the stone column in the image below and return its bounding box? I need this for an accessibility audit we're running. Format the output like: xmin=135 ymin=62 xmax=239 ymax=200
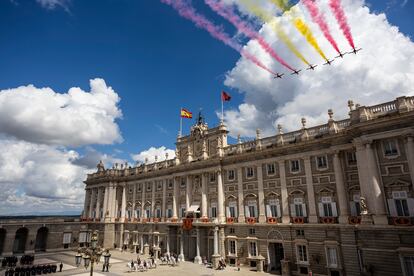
xmin=201 ymin=173 xmax=208 ymax=218
xmin=151 ymin=181 xmax=156 ymax=220
xmin=121 ymin=185 xmax=127 ymax=221
xmin=103 ymin=186 xmax=109 ymax=221
xmin=88 ymin=189 xmax=96 ymax=218
xmin=132 ymin=183 xmax=136 ymax=220
xmin=211 ymin=226 xmax=220 ymax=269
xmin=172 ymin=177 xmax=179 ymax=219
xmin=162 ymin=179 xmax=167 ymax=221
xmin=186 ymin=175 xmax=192 ymax=211
xmin=194 ymin=228 xmax=202 ymax=264
xmin=257 ymin=163 xmax=266 ymax=223
xmin=278 ymin=161 xmax=290 ymax=223
xmin=219 ymin=227 xmax=225 ymax=257
xmin=333 ymin=152 xmax=349 ymax=223
xmin=140 ymin=234 xmax=144 ymax=254
xmin=237 ymin=167 xmax=245 ymax=222
xmin=166 ymin=233 xmax=170 ymax=254
xmin=95 ymin=188 xmax=102 ymax=220
xmin=406 ymin=136 xmax=414 ymax=191
xmin=83 ymin=189 xmax=90 ymax=218
xmin=178 ymin=233 xmax=185 ymax=261
xmin=141 ymin=183 xmax=146 ymax=220
xmin=304 ymin=157 xmax=318 ymax=223
xmin=365 ymin=142 xmax=387 ymax=224
xmin=355 ymin=141 xmax=374 ymax=224
xmin=217 ymin=169 xmax=225 ymax=223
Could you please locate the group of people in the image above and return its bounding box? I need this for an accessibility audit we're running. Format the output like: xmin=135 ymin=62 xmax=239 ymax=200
xmin=127 ymin=256 xmax=158 ymax=272
xmin=1 ymin=255 xmax=35 ymax=268
xmin=217 ymin=257 xmax=227 ymax=270
xmin=3 ymin=263 xmax=61 ymax=276
xmin=159 ymin=253 xmax=179 ymax=266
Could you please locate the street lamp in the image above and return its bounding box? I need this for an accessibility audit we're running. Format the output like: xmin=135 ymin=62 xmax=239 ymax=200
xmin=75 ymin=231 xmax=107 ymax=276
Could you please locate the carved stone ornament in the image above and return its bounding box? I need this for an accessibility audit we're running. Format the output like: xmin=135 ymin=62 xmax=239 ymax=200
xmin=360 ymin=196 xmax=369 ymax=215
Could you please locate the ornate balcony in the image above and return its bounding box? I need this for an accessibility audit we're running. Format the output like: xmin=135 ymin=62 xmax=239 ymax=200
xmin=390 ymin=217 xmax=413 ymax=226
xmin=348 ymin=216 xmax=361 ymax=225
xmin=319 ymin=217 xmax=338 ymax=224
xmin=291 ymin=217 xmax=306 ymax=224
xmin=246 ymin=217 xmax=257 ymax=224
xmin=226 ymin=217 xmax=236 ymax=224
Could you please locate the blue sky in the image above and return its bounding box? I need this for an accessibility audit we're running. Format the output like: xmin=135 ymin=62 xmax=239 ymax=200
xmin=0 ymin=0 xmax=413 ymax=214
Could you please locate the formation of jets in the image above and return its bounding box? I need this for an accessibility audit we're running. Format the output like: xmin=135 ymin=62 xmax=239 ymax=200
xmin=273 ymin=47 xmax=362 ymax=79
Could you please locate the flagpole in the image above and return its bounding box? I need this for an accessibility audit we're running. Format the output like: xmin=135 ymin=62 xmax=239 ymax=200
xmin=179 ymin=107 xmax=183 ymax=138
xmin=221 ymin=97 xmax=224 ymax=124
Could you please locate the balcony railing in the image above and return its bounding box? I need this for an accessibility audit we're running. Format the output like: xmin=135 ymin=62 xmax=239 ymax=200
xmin=348 ymin=216 xmax=361 ymax=225
xmin=319 ymin=217 xmax=338 ymax=224
xmin=389 ymin=216 xmax=413 ymax=226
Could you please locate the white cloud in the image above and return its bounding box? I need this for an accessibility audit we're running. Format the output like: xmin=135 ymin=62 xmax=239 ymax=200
xmin=0 ymin=136 xmax=89 ymax=215
xmin=131 ymin=146 xmax=176 ymax=164
xmin=223 ymin=0 xmax=414 ymax=137
xmin=0 ymin=78 xmax=123 ymax=147
xmin=36 ymin=0 xmax=70 ymax=11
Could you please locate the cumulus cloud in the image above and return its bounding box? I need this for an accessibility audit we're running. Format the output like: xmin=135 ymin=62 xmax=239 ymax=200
xmin=0 ymin=136 xmax=89 ymax=215
xmin=223 ymin=0 xmax=414 ymax=137
xmin=0 ymin=78 xmax=123 ymax=147
xmin=131 ymin=146 xmax=176 ymax=164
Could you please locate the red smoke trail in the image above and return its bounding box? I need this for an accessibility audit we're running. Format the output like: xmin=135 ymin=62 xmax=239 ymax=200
xmin=204 ymin=0 xmax=295 ymax=71
xmin=329 ymin=0 xmax=355 ymax=49
xmin=302 ymin=0 xmax=340 ymax=54
xmin=160 ymin=0 xmax=277 ymax=75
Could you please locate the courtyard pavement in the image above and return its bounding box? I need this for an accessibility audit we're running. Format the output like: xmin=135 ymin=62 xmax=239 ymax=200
xmin=2 ymin=250 xmax=265 ymax=276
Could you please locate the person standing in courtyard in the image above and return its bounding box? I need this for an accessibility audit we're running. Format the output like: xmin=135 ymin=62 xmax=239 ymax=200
xmin=59 ymin=262 xmax=63 ymax=272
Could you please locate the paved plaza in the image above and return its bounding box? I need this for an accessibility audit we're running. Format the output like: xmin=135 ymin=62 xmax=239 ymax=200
xmin=2 ymin=250 xmax=262 ymax=276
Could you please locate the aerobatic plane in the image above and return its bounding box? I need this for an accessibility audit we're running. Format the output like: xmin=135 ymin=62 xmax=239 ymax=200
xmin=306 ymin=64 xmax=318 ymax=70
xmin=323 ymin=59 xmax=334 ymax=65
xmin=290 ymin=69 xmax=302 ymax=75
xmin=273 ymin=73 xmax=284 ymax=79
xmin=348 ymin=47 xmax=362 ymax=55
xmin=335 ymin=51 xmax=347 ymax=58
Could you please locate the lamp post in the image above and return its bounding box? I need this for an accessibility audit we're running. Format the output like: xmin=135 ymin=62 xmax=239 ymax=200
xmin=75 ymin=231 xmax=108 ymax=275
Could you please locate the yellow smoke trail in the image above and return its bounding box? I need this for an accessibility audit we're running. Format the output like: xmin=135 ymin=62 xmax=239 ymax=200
xmin=269 ymin=0 xmax=328 ymax=61
xmin=293 ymin=17 xmax=327 ymax=60
xmin=240 ymin=0 xmax=310 ymax=65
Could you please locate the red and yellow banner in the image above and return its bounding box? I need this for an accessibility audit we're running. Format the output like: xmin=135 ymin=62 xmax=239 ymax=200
xmin=180 ymin=108 xmax=193 ymax=118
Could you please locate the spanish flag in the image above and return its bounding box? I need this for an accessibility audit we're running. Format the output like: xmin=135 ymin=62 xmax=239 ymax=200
xmin=180 ymin=108 xmax=193 ymax=118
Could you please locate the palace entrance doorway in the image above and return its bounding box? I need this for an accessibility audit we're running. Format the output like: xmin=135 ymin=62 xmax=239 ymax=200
xmin=268 ymin=242 xmax=284 ymax=274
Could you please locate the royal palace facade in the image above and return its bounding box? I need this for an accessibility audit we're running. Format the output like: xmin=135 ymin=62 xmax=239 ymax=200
xmin=1 ymin=96 xmax=413 ymax=276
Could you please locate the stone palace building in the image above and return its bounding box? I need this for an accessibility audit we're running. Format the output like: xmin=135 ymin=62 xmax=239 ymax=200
xmin=1 ymin=96 xmax=414 ymax=276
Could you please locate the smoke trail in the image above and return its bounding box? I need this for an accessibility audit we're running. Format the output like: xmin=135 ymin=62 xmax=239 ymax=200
xmin=240 ymin=0 xmax=310 ymax=65
xmin=204 ymin=0 xmax=295 ymax=71
xmin=293 ymin=18 xmax=328 ymax=60
xmin=160 ymin=0 xmax=278 ymax=75
xmin=329 ymin=0 xmax=355 ymax=49
xmin=301 ymin=0 xmax=340 ymax=54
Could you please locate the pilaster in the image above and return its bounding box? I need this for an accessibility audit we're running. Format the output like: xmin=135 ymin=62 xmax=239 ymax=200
xmin=278 ymin=160 xmax=290 ymax=224
xmin=217 ymin=169 xmax=225 ymax=223
xmin=256 ymin=163 xmax=266 ymax=223
xmin=304 ymin=157 xmax=318 ymax=223
xmin=333 ymin=152 xmax=349 ymax=223
xmin=201 ymin=173 xmax=208 ymax=218
xmin=237 ymin=167 xmax=245 ymax=222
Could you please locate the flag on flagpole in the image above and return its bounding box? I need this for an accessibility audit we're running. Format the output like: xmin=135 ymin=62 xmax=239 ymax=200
xmin=180 ymin=108 xmax=193 ymax=118
xmin=221 ymin=91 xmax=231 ymax=102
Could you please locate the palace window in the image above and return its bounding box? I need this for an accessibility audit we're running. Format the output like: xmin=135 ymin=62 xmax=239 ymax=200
xmin=180 ymin=178 xmax=186 ymax=188
xmin=249 ymin=228 xmax=256 ymax=235
xmin=291 ymin=198 xmax=307 ymax=217
xmin=167 ymin=208 xmax=172 ymax=218
xmin=319 ymin=196 xmax=338 ymax=217
xmin=156 ymin=208 xmax=162 ymax=218
xmin=245 ymin=199 xmax=258 ymax=218
xmin=228 ymin=169 xmax=235 ymax=181
xmin=210 ymin=202 xmax=217 ymax=218
xmin=157 ymin=182 xmax=162 ymax=191
xmin=383 ymin=140 xmax=399 ymax=157
xmin=246 ymin=167 xmax=254 ymax=178
xmin=145 ymin=208 xmax=151 ymax=218
xmin=296 ymin=229 xmax=305 ymax=237
xmin=267 ymin=163 xmax=276 ymax=175
xmin=127 ymin=210 xmax=132 ymax=219
xmin=296 ymin=244 xmax=308 ymax=263
xmin=347 ymin=152 xmax=357 ymax=166
xmin=388 ymin=191 xmax=411 ymax=217
xmin=146 ymin=183 xmax=151 ymax=192
xmin=229 ymin=228 xmax=235 ymax=234
xmin=402 ymin=256 xmax=414 ymax=276
xmin=316 ymin=155 xmax=328 ymax=170
xmin=180 ymin=205 xmax=186 ymax=218
xmin=266 ymin=198 xmax=280 ymax=218
xmin=350 ymin=193 xmax=361 ymax=216
xmin=137 ymin=184 xmax=142 ymax=192
xmin=168 ymin=180 xmax=173 ymax=189
xmin=210 ymin=173 xmax=216 ymax=183
xmin=290 ymin=160 xmax=300 ymax=173
xmin=249 ymin=242 xmax=257 ymax=257
xmin=326 ymin=247 xmax=338 ymax=268
xmin=229 ymin=240 xmax=237 ymax=255
xmin=227 ymin=201 xmax=237 ymax=218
